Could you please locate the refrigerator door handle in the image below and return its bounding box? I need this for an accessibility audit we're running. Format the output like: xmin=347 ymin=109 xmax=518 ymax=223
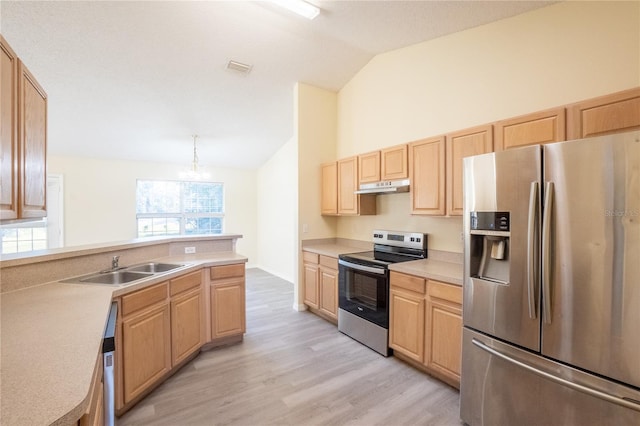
xmin=527 ymin=181 xmax=539 ymax=320
xmin=472 ymin=338 xmax=640 ymax=412
xmin=542 ymin=181 xmax=554 ymax=324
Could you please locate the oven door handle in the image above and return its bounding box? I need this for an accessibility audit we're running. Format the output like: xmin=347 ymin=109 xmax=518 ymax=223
xmin=338 ymin=259 xmax=386 ymax=275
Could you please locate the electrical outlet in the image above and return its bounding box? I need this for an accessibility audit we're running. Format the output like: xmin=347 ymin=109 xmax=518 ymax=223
xmin=302 ymin=224 xmax=309 ymax=234
xmin=185 ymin=246 xmax=196 ymax=254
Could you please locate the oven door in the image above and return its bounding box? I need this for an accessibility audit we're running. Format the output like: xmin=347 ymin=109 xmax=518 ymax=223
xmin=338 ymin=259 xmax=389 ymax=328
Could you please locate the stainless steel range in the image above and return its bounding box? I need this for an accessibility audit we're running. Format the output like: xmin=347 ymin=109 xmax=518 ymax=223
xmin=338 ymin=230 xmax=427 ymax=356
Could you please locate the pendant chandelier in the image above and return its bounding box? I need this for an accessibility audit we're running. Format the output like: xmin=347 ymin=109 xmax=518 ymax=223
xmin=179 ymin=135 xmax=210 ymax=180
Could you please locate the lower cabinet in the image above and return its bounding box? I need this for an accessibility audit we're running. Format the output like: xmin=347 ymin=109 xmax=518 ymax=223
xmin=209 ymin=264 xmax=246 ymax=339
xmin=389 ymin=271 xmax=463 ymax=388
xmin=78 ymin=355 xmax=104 ymax=426
xmin=120 ymin=282 xmax=171 ymax=405
xmin=170 ymin=270 xmax=204 ymax=366
xmin=302 ymin=250 xmax=339 ymax=323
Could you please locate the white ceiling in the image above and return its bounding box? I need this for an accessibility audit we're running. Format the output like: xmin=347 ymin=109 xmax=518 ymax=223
xmin=1 ymin=1 xmax=554 ymax=169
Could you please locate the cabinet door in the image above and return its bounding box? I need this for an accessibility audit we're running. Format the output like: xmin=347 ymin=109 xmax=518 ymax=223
xmin=18 ymin=61 xmax=47 ymax=219
xmin=122 ymin=304 xmax=171 ymax=404
xmin=425 ymin=281 xmax=463 ymax=388
xmin=171 ymin=288 xmax=203 ymax=366
xmin=358 ymin=151 xmax=381 ymax=184
xmin=211 ymin=279 xmax=246 ymax=339
xmin=409 ymin=137 xmax=445 ymax=215
xmin=381 ymin=144 xmax=408 ymax=180
xmin=303 ymin=261 xmax=319 ymax=309
xmin=389 ymin=287 xmax=425 ymax=363
xmin=0 ymin=36 xmax=18 ymax=220
xmin=567 ymin=87 xmax=640 ymax=139
xmin=321 ymin=161 xmax=338 ymax=215
xmin=318 ymin=255 xmax=338 ymax=320
xmin=495 ymin=107 xmax=566 ymax=151
xmin=338 ymin=156 xmax=359 ymax=215
xmin=446 ymin=125 xmax=493 ymax=216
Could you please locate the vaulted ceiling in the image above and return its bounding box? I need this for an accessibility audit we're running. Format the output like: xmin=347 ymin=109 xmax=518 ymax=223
xmin=1 ymin=1 xmax=554 ymax=169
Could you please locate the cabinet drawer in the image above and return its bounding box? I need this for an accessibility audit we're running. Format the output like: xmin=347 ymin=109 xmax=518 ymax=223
xmin=319 ymin=255 xmax=337 ymax=270
xmin=170 ymin=270 xmax=201 ymax=296
xmin=121 ymin=282 xmax=168 ymax=317
xmin=428 ymin=280 xmax=462 ymax=305
xmin=303 ymin=251 xmax=319 ymax=264
xmin=210 ymin=263 xmax=245 ymax=280
xmin=390 ymin=271 xmax=426 ymax=294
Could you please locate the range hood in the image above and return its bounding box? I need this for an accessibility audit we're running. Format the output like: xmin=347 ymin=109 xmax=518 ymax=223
xmin=354 ymin=179 xmax=410 ymax=195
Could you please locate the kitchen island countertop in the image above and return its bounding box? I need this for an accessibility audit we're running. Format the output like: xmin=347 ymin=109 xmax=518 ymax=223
xmin=0 ymin=251 xmax=247 ymax=426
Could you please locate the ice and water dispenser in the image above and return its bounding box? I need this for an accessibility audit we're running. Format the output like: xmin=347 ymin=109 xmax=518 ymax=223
xmin=468 ymin=211 xmax=510 ymax=284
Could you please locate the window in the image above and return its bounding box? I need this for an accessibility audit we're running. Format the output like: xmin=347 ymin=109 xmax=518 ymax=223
xmin=136 ymin=180 xmax=224 ymax=237
xmin=1 ymin=220 xmax=48 ymax=254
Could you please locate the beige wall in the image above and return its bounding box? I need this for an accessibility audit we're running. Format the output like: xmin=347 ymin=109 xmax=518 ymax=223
xmin=47 ymin=156 xmax=258 ymax=266
xmin=256 ymin=137 xmax=298 ymax=282
xmin=335 ymin=1 xmax=640 ymax=252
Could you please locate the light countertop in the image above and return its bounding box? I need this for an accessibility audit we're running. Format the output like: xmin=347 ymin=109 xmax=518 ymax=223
xmin=301 ymin=243 xmax=370 ymax=258
xmin=388 ymin=258 xmax=463 ymax=286
xmin=0 ymin=252 xmax=247 ymax=426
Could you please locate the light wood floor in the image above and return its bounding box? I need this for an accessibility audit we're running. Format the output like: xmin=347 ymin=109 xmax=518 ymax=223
xmin=117 ymin=268 xmax=462 ymax=426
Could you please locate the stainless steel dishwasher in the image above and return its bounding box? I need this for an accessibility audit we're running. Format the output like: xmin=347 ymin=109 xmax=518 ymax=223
xmin=103 ymin=302 xmax=117 ymax=426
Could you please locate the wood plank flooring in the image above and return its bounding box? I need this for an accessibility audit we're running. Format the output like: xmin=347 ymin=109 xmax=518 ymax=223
xmin=117 ymin=268 xmax=462 ymax=426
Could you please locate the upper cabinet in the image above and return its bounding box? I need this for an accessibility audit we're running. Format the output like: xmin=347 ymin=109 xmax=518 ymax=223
xmin=381 ymin=144 xmax=408 ymax=180
xmin=0 ymin=35 xmax=47 ymax=221
xmin=320 ymin=161 xmax=338 ymax=215
xmin=338 ymin=156 xmax=376 ymax=216
xmin=495 ymin=107 xmax=566 ymax=151
xmin=446 ymin=125 xmax=493 ymax=216
xmin=409 ymin=137 xmax=445 ymax=215
xmin=567 ymin=87 xmax=640 ymax=140
xmin=1 ymin=36 xmax=19 ymax=220
xmin=358 ymin=151 xmax=381 ymax=184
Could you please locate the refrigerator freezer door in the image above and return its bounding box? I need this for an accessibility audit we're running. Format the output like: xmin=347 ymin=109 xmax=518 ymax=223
xmin=463 ymin=145 xmax=542 ymax=351
xmin=543 ymin=131 xmax=640 ymax=389
xmin=460 ymin=328 xmax=640 ymax=426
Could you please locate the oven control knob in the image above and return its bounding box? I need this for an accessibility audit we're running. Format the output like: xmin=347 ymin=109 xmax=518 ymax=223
xmin=410 ymin=237 xmax=415 ymax=242
xmin=417 ymin=238 xmax=421 ymax=243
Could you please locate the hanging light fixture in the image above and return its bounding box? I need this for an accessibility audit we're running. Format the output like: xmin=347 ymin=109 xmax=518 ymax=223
xmin=179 ymin=135 xmax=210 ymax=180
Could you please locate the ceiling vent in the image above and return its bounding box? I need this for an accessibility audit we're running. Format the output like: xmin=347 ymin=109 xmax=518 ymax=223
xmin=226 ymin=60 xmax=252 ymax=75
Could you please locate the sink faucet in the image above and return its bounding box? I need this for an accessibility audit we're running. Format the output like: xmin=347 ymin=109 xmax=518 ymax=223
xmin=111 ymin=255 xmax=120 ymax=270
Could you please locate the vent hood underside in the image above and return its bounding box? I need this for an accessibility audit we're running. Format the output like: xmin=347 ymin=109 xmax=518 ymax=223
xmin=354 ymin=179 xmax=410 ymax=195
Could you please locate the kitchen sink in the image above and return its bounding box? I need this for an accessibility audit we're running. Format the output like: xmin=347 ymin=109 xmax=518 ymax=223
xmin=125 ymin=262 xmax=185 ymax=273
xmin=73 ymin=270 xmax=153 ymax=285
xmin=61 ymin=262 xmax=188 ymax=285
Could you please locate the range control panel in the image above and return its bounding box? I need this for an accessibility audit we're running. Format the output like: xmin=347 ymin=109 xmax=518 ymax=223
xmin=373 ymin=230 xmax=426 ymax=249
xmin=470 ymin=211 xmax=510 ymax=232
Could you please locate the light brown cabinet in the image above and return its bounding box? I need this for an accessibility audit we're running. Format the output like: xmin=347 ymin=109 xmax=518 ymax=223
xmin=320 ymin=162 xmax=338 ymax=215
xmin=389 ymin=272 xmax=426 ymax=363
xmin=209 ymin=264 xmax=246 ymax=339
xmin=0 ymin=35 xmax=47 ymax=221
xmin=425 ymin=280 xmax=463 ymax=388
xmin=318 ymin=255 xmax=338 ymax=320
xmin=389 ymin=271 xmax=463 ymax=389
xmin=358 ymin=151 xmax=381 ymax=184
xmin=169 ymin=270 xmax=204 ymax=366
xmin=120 ymin=282 xmax=171 ymax=405
xmin=495 ymin=107 xmax=566 ymax=151
xmin=381 ymin=144 xmax=408 ymax=180
xmin=446 ymin=125 xmax=493 ymax=216
xmin=567 ymin=87 xmax=640 ymax=140
xmin=338 ymin=156 xmax=376 ymax=216
xmin=409 ymin=137 xmax=445 ymax=215
xmin=79 ymin=355 xmax=104 ymax=426
xmin=302 ymin=250 xmax=339 ymax=323
xmin=303 ymin=251 xmax=319 ymax=309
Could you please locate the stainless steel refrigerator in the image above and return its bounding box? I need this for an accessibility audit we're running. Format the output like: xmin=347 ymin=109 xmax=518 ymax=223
xmin=460 ymin=131 xmax=640 ymax=425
